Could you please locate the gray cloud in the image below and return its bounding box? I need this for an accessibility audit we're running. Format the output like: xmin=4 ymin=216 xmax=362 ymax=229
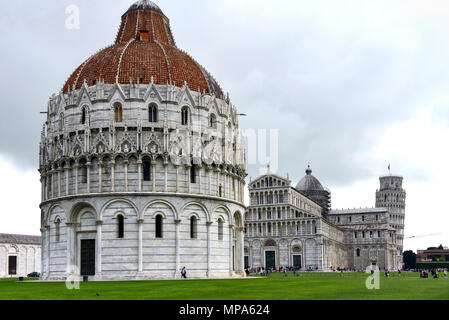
xmin=1 ymin=0 xmax=448 ymax=189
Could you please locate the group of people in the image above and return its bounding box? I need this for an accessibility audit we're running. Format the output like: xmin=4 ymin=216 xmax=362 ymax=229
xmin=246 ymin=266 xmax=302 ymax=277
xmin=419 ymin=269 xmax=448 ymax=279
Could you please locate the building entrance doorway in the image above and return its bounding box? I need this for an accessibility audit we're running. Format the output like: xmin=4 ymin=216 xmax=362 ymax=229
xmin=8 ymin=256 xmax=17 ymax=275
xmin=81 ymin=240 xmax=96 ymax=276
xmin=265 ymin=251 xmax=276 ymax=270
xmin=293 ymin=255 xmax=302 ymax=269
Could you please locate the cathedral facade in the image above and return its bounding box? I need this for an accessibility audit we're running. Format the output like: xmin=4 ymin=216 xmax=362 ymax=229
xmin=39 ymin=1 xmax=246 ymax=281
xmin=245 ymin=167 xmax=406 ymax=271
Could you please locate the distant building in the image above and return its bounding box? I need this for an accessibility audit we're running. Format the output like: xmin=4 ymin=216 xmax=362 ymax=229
xmin=0 ymin=234 xmax=41 ymax=277
xmin=245 ymin=166 xmax=406 ymax=271
xmin=417 ymin=248 xmax=449 ymax=263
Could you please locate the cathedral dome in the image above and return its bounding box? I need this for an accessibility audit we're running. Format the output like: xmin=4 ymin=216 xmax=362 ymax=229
xmin=296 ymin=165 xmax=324 ymax=191
xmin=63 ymin=0 xmax=223 ymax=98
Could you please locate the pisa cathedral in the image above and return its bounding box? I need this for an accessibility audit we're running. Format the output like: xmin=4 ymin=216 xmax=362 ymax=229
xmin=39 ymin=1 xmax=246 ymax=281
xmin=245 ymin=166 xmax=406 ymax=271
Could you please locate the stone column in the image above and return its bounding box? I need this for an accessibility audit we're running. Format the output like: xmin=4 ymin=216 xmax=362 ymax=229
xmin=75 ymin=165 xmax=79 ymax=195
xmin=86 ymin=162 xmax=91 ymax=193
xmin=187 ymin=165 xmax=191 ymax=194
xmin=175 ymin=166 xmax=179 ymax=193
xmin=152 ymin=161 xmax=156 ymax=192
xmin=65 ymin=166 xmax=70 ymax=196
xmin=229 ymin=224 xmax=234 ymax=275
xmin=138 ymin=219 xmax=144 ymax=274
xmin=137 ymin=158 xmax=142 ymax=192
xmin=208 ymin=168 xmax=212 ymax=196
xmin=40 ymin=176 xmax=44 ymax=203
xmin=46 ymin=226 xmax=50 ymax=279
xmin=66 ymin=223 xmax=73 ymax=275
xmin=40 ymin=228 xmax=46 ymax=278
xmin=164 ymin=163 xmax=168 ymax=192
xmin=174 ymin=219 xmax=181 ymax=278
xmin=50 ymin=171 xmax=54 ymax=198
xmin=124 ymin=159 xmax=129 ymax=192
xmin=111 ymin=160 xmax=115 ymax=192
xmin=98 ymin=161 xmax=103 ymax=193
xmin=206 ymin=221 xmax=212 ymax=277
xmin=96 ymin=220 xmax=103 ymax=276
xmin=57 ymin=168 xmax=61 ymax=197
xmin=198 ymin=165 xmax=202 ymax=195
xmin=239 ymin=227 xmax=245 ymax=274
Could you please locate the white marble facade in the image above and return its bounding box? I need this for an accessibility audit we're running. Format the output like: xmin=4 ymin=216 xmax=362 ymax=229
xmin=245 ymin=172 xmax=406 ymax=272
xmin=39 ymin=82 xmax=247 ymax=280
xmin=0 ymin=234 xmax=41 ymax=278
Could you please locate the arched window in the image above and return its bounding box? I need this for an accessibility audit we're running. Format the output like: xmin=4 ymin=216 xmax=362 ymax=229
xmin=81 ymin=106 xmax=88 ymax=125
xmin=117 ymin=214 xmax=124 ymax=239
xmin=143 ymin=159 xmax=151 ymax=181
xmin=181 ymin=107 xmax=189 ymax=126
xmin=356 ymin=248 xmax=361 ymax=257
xmin=114 ymin=103 xmax=123 ymax=123
xmin=79 ymin=159 xmax=88 ymax=184
xmin=149 ymin=104 xmax=158 ymax=123
xmin=55 ymin=218 xmax=61 ymax=242
xmin=190 ymin=216 xmax=197 ymax=239
xmin=209 ymin=114 xmax=217 ymax=128
xmin=218 ymin=219 xmax=224 ymax=240
xmin=155 ymin=215 xmax=163 ymax=238
xmin=59 ymin=113 xmax=64 ymax=131
xmin=190 ymin=165 xmax=196 ymax=184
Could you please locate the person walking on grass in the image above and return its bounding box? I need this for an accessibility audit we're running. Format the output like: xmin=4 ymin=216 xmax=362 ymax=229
xmin=284 ymin=268 xmax=287 ymax=277
xmin=181 ymin=266 xmax=187 ymax=279
xmin=444 ymin=270 xmax=447 ymax=279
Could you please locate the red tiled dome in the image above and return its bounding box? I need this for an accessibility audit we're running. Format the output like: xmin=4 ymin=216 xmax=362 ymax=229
xmin=63 ymin=1 xmax=223 ymax=98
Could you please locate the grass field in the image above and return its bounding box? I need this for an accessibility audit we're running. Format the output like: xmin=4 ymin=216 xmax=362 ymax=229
xmin=0 ymin=272 xmax=448 ymax=300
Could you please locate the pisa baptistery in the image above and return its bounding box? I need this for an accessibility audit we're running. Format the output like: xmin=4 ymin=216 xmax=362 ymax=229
xmin=39 ymin=0 xmax=247 ymax=281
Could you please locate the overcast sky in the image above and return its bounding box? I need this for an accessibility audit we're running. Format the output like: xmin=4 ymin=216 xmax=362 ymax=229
xmin=1 ymin=0 xmax=448 ymax=251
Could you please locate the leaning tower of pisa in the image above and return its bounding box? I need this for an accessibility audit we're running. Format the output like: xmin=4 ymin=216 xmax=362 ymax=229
xmin=375 ymin=175 xmax=406 ymax=269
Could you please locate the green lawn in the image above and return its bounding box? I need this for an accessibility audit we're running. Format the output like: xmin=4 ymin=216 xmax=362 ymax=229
xmin=0 ymin=272 xmax=448 ymax=300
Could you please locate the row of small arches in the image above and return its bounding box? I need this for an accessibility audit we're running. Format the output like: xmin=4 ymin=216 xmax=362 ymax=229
xmin=53 ymin=214 xmax=225 ymax=242
xmin=251 ymin=177 xmax=286 ymax=189
xmin=59 ymin=104 xmax=223 ymax=129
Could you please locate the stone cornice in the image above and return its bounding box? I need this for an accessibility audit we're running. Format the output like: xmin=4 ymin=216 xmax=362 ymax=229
xmin=40 ymin=191 xmax=246 ymax=208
